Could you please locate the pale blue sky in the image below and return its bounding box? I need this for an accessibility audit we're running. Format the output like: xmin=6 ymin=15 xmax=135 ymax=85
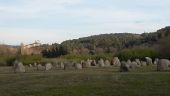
xmin=0 ymin=0 xmax=170 ymax=45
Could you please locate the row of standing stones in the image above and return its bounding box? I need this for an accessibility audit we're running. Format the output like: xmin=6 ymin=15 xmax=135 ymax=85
xmin=13 ymin=57 xmax=170 ymax=73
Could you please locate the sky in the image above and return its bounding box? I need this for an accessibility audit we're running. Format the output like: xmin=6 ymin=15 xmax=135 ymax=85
xmin=0 ymin=0 xmax=170 ymax=45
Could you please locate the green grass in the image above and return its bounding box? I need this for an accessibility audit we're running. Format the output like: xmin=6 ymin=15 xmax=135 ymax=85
xmin=0 ymin=66 xmax=170 ymax=96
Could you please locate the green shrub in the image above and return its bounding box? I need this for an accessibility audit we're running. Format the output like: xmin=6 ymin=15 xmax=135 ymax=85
xmin=16 ymin=55 xmax=42 ymax=65
xmin=116 ymin=48 xmax=159 ymax=61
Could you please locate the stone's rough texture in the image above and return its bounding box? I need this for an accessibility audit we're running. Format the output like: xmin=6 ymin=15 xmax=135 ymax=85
xmin=135 ymin=59 xmax=141 ymax=66
xmin=45 ymin=63 xmax=53 ymax=71
xmin=13 ymin=60 xmax=26 ymax=73
xmin=29 ymin=64 xmax=32 ymax=67
xmin=112 ymin=57 xmax=121 ymax=67
xmin=105 ymin=60 xmax=111 ymax=67
xmin=127 ymin=60 xmax=132 ymax=65
xmin=75 ymin=63 xmax=82 ymax=69
xmin=154 ymin=58 xmax=159 ymax=65
xmin=120 ymin=61 xmax=130 ymax=72
xmin=145 ymin=57 xmax=153 ymax=65
xmin=141 ymin=61 xmax=147 ymax=66
xmin=91 ymin=60 xmax=97 ymax=66
xmin=33 ymin=63 xmax=37 ymax=67
xmin=55 ymin=62 xmax=64 ymax=69
xmin=37 ymin=64 xmax=45 ymax=71
xmin=64 ymin=62 xmax=75 ymax=70
xmin=157 ymin=59 xmax=170 ymax=71
xmin=60 ymin=62 xmax=65 ymax=69
xmin=82 ymin=59 xmax=91 ymax=68
xmin=130 ymin=61 xmax=139 ymax=69
xmin=98 ymin=59 xmax=105 ymax=67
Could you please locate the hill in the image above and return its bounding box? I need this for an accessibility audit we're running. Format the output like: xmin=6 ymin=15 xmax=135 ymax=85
xmin=42 ymin=26 xmax=170 ymax=58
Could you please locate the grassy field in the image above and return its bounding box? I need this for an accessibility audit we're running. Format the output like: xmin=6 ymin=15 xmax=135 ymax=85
xmin=0 ymin=66 xmax=170 ymax=96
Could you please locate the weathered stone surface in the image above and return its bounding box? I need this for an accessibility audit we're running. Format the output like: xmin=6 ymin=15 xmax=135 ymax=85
xmin=33 ymin=63 xmax=37 ymax=67
xmin=157 ymin=59 xmax=170 ymax=71
xmin=112 ymin=57 xmax=121 ymax=67
xmin=91 ymin=60 xmax=97 ymax=66
xmin=64 ymin=62 xmax=75 ymax=70
xmin=82 ymin=59 xmax=91 ymax=68
xmin=135 ymin=59 xmax=141 ymax=66
xmin=120 ymin=61 xmax=130 ymax=72
xmin=55 ymin=62 xmax=64 ymax=69
xmin=13 ymin=60 xmax=26 ymax=73
xmin=154 ymin=58 xmax=159 ymax=65
xmin=105 ymin=60 xmax=111 ymax=67
xmin=45 ymin=63 xmax=53 ymax=71
xmin=141 ymin=61 xmax=147 ymax=66
xmin=129 ymin=61 xmax=139 ymax=69
xmin=145 ymin=57 xmax=153 ymax=65
xmin=127 ymin=59 xmax=132 ymax=65
xmin=37 ymin=64 xmax=45 ymax=71
xmin=60 ymin=62 xmax=65 ymax=69
xmin=98 ymin=59 xmax=105 ymax=67
xmin=29 ymin=64 xmax=32 ymax=67
xmin=75 ymin=63 xmax=82 ymax=69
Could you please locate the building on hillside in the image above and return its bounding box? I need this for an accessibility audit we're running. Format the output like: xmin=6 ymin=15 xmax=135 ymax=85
xmin=20 ymin=41 xmax=42 ymax=55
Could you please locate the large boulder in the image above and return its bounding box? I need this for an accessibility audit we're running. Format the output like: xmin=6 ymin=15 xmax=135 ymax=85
xmin=75 ymin=63 xmax=82 ymax=70
xmin=13 ymin=60 xmax=26 ymax=73
xmin=45 ymin=63 xmax=53 ymax=71
xmin=37 ymin=64 xmax=45 ymax=71
xmin=29 ymin=64 xmax=33 ymax=67
xmin=91 ymin=60 xmax=97 ymax=66
xmin=112 ymin=57 xmax=121 ymax=67
xmin=105 ymin=60 xmax=111 ymax=67
xmin=135 ymin=59 xmax=141 ymax=66
xmin=129 ymin=61 xmax=139 ymax=69
xmin=154 ymin=58 xmax=159 ymax=65
xmin=98 ymin=59 xmax=105 ymax=67
xmin=64 ymin=62 xmax=75 ymax=70
xmin=145 ymin=57 xmax=153 ymax=65
xmin=127 ymin=59 xmax=132 ymax=65
xmin=82 ymin=59 xmax=91 ymax=68
xmin=120 ymin=61 xmax=130 ymax=72
xmin=157 ymin=59 xmax=170 ymax=71
xmin=33 ymin=62 xmax=37 ymax=67
xmin=59 ymin=62 xmax=65 ymax=69
xmin=141 ymin=61 xmax=147 ymax=66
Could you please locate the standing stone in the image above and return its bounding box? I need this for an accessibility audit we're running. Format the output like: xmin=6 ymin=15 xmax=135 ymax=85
xmin=64 ymin=62 xmax=75 ymax=70
xmin=141 ymin=61 xmax=147 ymax=66
xmin=37 ymin=64 xmax=45 ymax=71
xmin=135 ymin=59 xmax=141 ymax=66
xmin=129 ymin=61 xmax=139 ymax=69
xmin=33 ymin=62 xmax=37 ymax=67
xmin=82 ymin=59 xmax=91 ymax=68
xmin=91 ymin=60 xmax=97 ymax=66
xmin=54 ymin=63 xmax=60 ymax=68
xmin=98 ymin=59 xmax=105 ymax=67
xmin=45 ymin=63 xmax=53 ymax=71
xmin=13 ymin=60 xmax=26 ymax=73
xmin=157 ymin=59 xmax=170 ymax=71
xmin=105 ymin=60 xmax=111 ymax=67
xmin=60 ymin=62 xmax=65 ymax=69
xmin=112 ymin=57 xmax=121 ymax=67
xmin=145 ymin=57 xmax=153 ymax=65
xmin=120 ymin=61 xmax=130 ymax=72
xmin=29 ymin=64 xmax=32 ymax=67
xmin=75 ymin=63 xmax=82 ymax=70
xmin=154 ymin=58 xmax=159 ymax=65
xmin=127 ymin=60 xmax=132 ymax=65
